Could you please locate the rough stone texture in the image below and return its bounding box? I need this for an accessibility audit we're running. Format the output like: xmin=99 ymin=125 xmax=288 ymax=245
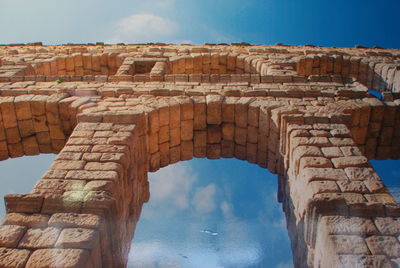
xmin=25 ymin=249 xmax=90 ymax=268
xmin=0 ymin=44 xmax=399 ymax=267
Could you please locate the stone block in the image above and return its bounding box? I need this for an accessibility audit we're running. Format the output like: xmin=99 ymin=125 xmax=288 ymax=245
xmin=0 ymin=248 xmax=31 ymax=268
xmin=3 ymin=213 xmax=49 ymax=228
xmin=181 ymin=140 xmax=193 ymax=161
xmin=337 ymin=181 xmax=368 ymax=193
xmin=328 ymin=235 xmax=370 ymax=254
xmin=235 ymin=97 xmax=254 ymax=128
xmin=321 ymin=147 xmax=343 ymax=158
xmin=26 ymin=248 xmax=90 ymax=268
xmin=0 ymin=225 xmax=27 ymax=248
xmin=222 ymin=97 xmax=237 ymax=123
xmin=319 ymin=216 xmax=377 ymax=236
xmin=336 ymin=255 xmax=392 ymax=268
xmin=207 ymin=125 xmax=221 ymax=144
xmin=374 ymin=217 xmax=400 ymax=235
xmin=193 ymin=96 xmax=206 ymax=130
xmin=55 ymin=228 xmax=98 ymax=249
xmin=234 ymin=144 xmax=246 ymax=160
xmin=366 ymin=236 xmax=400 ymax=258
xmin=235 ymin=126 xmax=247 ymax=146
xmin=331 ymin=156 xmax=368 ymax=169
xmin=181 ymin=120 xmax=193 ymax=141
xmin=19 ymin=227 xmax=60 ymax=249
xmin=299 ymin=157 xmax=332 ymax=170
xmin=206 ymin=95 xmax=223 ymax=125
xmin=65 ymin=170 xmax=119 ymax=181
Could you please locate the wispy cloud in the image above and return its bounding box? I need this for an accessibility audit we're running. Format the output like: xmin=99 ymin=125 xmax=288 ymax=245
xmin=107 ymin=13 xmax=179 ymax=44
xmin=192 ymin=184 xmax=217 ymax=214
xmin=220 ymin=200 xmax=234 ymax=218
xmin=142 ymin=162 xmax=197 ymax=218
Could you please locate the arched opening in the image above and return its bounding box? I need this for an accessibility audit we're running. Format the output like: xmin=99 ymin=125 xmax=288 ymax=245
xmin=371 ymin=159 xmax=400 ymax=204
xmin=0 ymin=154 xmax=56 ymax=219
xmin=128 ymin=158 xmax=293 ymax=267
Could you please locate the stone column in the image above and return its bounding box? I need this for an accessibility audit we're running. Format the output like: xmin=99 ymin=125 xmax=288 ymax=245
xmin=281 ymin=119 xmax=400 ymax=267
xmin=0 ymin=122 xmax=149 ymax=268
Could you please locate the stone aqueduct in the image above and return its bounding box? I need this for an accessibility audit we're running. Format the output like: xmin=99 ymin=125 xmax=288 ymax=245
xmin=0 ymin=44 xmax=399 ymax=267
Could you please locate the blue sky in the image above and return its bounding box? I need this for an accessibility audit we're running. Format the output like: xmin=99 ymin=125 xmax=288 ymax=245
xmin=1 ymin=0 xmax=400 ymax=267
xmin=1 ymin=0 xmax=400 ymax=48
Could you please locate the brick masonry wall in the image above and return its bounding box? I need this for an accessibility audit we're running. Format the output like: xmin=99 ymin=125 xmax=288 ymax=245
xmin=0 ymin=44 xmax=399 ymax=267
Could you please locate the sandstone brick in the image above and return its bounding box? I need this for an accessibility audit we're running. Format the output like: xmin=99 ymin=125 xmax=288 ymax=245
xmin=364 ymin=179 xmax=387 ymax=193
xmin=374 ymin=218 xmax=400 ymax=235
xmin=170 ymin=145 xmax=181 ymax=164
xmin=65 ymin=170 xmax=119 ymax=181
xmin=329 ymin=235 xmax=370 ymax=254
xmin=5 ymin=194 xmax=43 ymax=214
xmin=339 ymin=146 xmax=362 ymax=157
xmin=83 ymin=181 xmax=114 ymax=193
xmin=222 ymin=123 xmax=234 ymax=141
xmin=26 ymin=248 xmax=90 ymax=268
xmin=301 ymin=168 xmax=347 ymax=181
xmin=193 ymin=96 xmax=206 ymax=130
xmin=149 ymin=152 xmax=160 ymax=172
xmin=221 ymin=140 xmax=234 ymax=158
xmin=329 ymin=137 xmax=355 ymax=146
xmin=309 ymin=181 xmax=340 ymax=194
xmin=0 ymin=98 xmax=18 ymax=128
xmin=158 ymin=125 xmax=170 ymax=144
xmin=207 ymin=143 xmax=221 ymax=159
xmin=235 ymin=126 xmax=247 ymax=145
xmin=344 ymin=167 xmax=377 ymax=181
xmin=321 ymin=147 xmax=343 ymax=158
xmin=235 ymin=144 xmax=246 ymax=160
xmin=181 ymin=140 xmax=193 ymax=160
xmin=235 ymin=97 xmax=254 ymax=128
xmin=181 ymin=120 xmax=193 ymax=141
xmin=55 ymin=228 xmax=98 ymax=249
xmin=331 ymin=156 xmax=368 ymax=168
xmin=337 ymin=181 xmax=368 ymax=193
xmin=366 ymin=236 xmax=400 ymax=257
xmin=364 ymin=193 xmax=397 ymax=204
xmin=19 ymin=227 xmax=60 ymax=249
xmin=319 ymin=216 xmax=377 ymax=236
xmin=159 ymin=142 xmax=170 ymax=167
xmin=84 ymin=162 xmax=122 ymax=173
xmin=206 ymin=95 xmax=223 ymax=125
xmin=292 ymin=137 xmax=331 ymax=148
xmin=5 ymin=127 xmax=21 ymax=143
xmin=207 ymin=125 xmax=221 ymax=144
xmin=336 ymin=255 xmax=392 ymax=268
xmin=300 ymin=157 xmax=332 ymax=170
xmin=51 ymin=160 xmax=86 ymax=170
xmin=0 ymin=225 xmax=27 ymax=247
xmin=3 ymin=213 xmax=49 ymax=228
xmin=222 ymin=97 xmax=237 ymax=123
xmin=0 ymin=248 xmax=31 ymax=268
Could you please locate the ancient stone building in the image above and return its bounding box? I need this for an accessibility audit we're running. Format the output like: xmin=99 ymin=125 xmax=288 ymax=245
xmin=0 ymin=43 xmax=399 ymax=267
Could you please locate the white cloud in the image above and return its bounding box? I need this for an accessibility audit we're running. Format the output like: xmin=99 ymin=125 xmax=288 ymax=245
xmin=107 ymin=13 xmax=178 ymax=44
xmin=220 ymin=200 xmax=234 ymax=219
xmin=142 ymin=162 xmax=197 ymax=218
xmin=192 ymin=184 xmax=217 ymax=214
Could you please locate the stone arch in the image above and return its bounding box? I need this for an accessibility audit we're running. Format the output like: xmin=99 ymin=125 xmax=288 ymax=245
xmin=296 ymin=55 xmax=400 ymax=93
xmin=0 ymin=94 xmax=96 ymax=160
xmin=0 ymin=44 xmax=400 ymax=268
